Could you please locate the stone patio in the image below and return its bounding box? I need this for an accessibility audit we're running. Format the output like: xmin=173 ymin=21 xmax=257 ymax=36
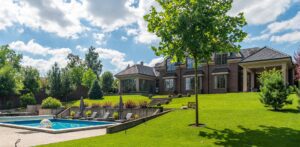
xmin=0 ymin=126 xmax=106 ymax=147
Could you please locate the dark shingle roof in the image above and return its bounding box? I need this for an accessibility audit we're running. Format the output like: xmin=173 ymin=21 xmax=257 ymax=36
xmin=240 ymin=47 xmax=261 ymax=58
xmin=115 ymin=64 xmax=156 ymax=77
xmin=241 ymin=47 xmax=290 ymax=63
xmin=212 ymin=68 xmax=229 ymax=73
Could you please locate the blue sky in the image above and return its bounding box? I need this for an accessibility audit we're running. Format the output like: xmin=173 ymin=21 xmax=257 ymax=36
xmin=0 ymin=0 xmax=300 ymax=75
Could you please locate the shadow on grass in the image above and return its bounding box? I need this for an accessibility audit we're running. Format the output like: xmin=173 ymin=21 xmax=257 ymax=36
xmin=199 ymin=125 xmax=300 ymax=146
xmin=271 ymin=108 xmax=299 ymax=114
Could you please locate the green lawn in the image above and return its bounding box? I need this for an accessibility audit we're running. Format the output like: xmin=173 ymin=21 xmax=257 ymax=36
xmin=65 ymin=95 xmax=150 ymax=107
xmin=41 ymin=93 xmax=300 ymax=147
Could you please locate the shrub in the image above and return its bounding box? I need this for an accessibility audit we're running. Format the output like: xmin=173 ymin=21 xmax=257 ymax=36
xmin=102 ymin=101 xmax=113 ymax=108
xmin=20 ymin=93 xmax=36 ymax=108
xmin=113 ymin=112 xmax=119 ymax=119
xmin=85 ymin=110 xmax=92 ymax=117
xmin=91 ymin=103 xmax=101 ymax=108
xmin=41 ymin=97 xmax=62 ymax=109
xmin=148 ymin=94 xmax=153 ymax=99
xmin=177 ymin=94 xmax=182 ymax=98
xmin=138 ymin=101 xmax=148 ymax=108
xmin=125 ymin=100 xmax=137 ymax=109
xmin=70 ymin=111 xmax=75 ymax=117
xmin=134 ymin=114 xmax=139 ymax=119
xmin=259 ymin=69 xmax=292 ymax=111
xmin=88 ymin=80 xmax=103 ymax=99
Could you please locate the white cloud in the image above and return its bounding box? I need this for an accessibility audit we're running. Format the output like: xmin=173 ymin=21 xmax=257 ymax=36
xmin=76 ymin=45 xmax=88 ymax=52
xmin=270 ymin=31 xmax=300 ymax=43
xmin=266 ymin=12 xmax=300 ymax=34
xmin=9 ymin=40 xmax=71 ymax=56
xmin=9 ymin=40 xmax=71 ymax=74
xmin=93 ymin=33 xmax=106 ymax=45
xmin=121 ymin=36 xmax=128 ymax=41
xmin=229 ymin=0 xmax=292 ymax=25
xmin=145 ymin=57 xmax=164 ymax=67
xmin=95 ymin=48 xmax=134 ymax=71
xmin=0 ymin=0 xmax=86 ymax=39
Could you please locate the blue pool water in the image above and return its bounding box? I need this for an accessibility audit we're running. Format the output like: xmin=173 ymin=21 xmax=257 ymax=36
xmin=3 ymin=119 xmax=114 ymax=130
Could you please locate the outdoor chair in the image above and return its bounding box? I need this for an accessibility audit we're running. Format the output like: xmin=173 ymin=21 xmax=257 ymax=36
xmin=86 ymin=112 xmax=98 ymax=120
xmin=95 ymin=112 xmax=111 ymax=121
xmin=115 ymin=113 xmax=133 ymax=123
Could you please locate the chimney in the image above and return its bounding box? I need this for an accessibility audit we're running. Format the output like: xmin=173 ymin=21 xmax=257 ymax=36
xmin=140 ymin=61 xmax=144 ymax=66
xmin=126 ymin=64 xmax=130 ymax=69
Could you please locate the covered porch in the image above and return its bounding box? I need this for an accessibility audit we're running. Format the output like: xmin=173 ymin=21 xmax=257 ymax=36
xmin=240 ymin=58 xmax=293 ymax=92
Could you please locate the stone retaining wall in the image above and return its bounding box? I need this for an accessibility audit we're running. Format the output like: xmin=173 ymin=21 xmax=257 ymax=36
xmin=106 ymin=110 xmax=171 ymax=134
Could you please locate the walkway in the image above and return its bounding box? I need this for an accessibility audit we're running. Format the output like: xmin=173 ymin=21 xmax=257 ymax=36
xmin=0 ymin=126 xmax=106 ymax=147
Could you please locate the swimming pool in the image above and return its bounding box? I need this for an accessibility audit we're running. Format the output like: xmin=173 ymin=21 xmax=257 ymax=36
xmin=0 ymin=119 xmax=117 ymax=133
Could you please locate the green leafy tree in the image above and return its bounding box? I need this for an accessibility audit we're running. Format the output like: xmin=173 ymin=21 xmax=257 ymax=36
xmin=20 ymin=93 xmax=36 ymax=108
xmin=88 ymin=80 xmax=103 ymax=99
xmin=69 ymin=66 xmax=85 ymax=88
xmin=144 ymin=0 xmax=247 ymax=126
xmin=47 ymin=63 xmax=62 ymax=99
xmin=0 ymin=65 xmax=17 ymax=95
xmin=67 ymin=53 xmax=83 ymax=69
xmin=82 ymin=68 xmax=97 ymax=88
xmin=259 ymin=69 xmax=292 ymax=111
xmin=22 ymin=67 xmax=40 ymax=94
xmin=101 ymin=71 xmax=114 ymax=93
xmin=0 ymin=45 xmax=23 ymax=95
xmin=85 ymin=46 xmax=103 ymax=77
xmin=113 ymin=79 xmax=120 ymax=93
xmin=61 ymin=69 xmax=73 ymax=101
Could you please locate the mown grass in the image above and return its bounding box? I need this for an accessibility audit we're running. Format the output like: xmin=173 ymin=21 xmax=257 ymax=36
xmin=41 ymin=93 xmax=300 ymax=147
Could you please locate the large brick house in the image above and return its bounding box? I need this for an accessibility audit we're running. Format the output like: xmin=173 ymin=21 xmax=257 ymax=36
xmin=115 ymin=47 xmax=294 ymax=94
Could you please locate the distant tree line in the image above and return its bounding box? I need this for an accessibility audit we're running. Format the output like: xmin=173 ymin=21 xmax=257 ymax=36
xmin=0 ymin=45 xmax=119 ymax=108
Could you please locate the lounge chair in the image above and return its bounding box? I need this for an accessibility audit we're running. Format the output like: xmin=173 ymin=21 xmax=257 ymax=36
xmin=73 ymin=112 xmax=81 ymax=119
xmin=115 ymin=113 xmax=133 ymax=123
xmin=86 ymin=112 xmax=98 ymax=120
xmin=152 ymin=109 xmax=160 ymax=116
xmin=95 ymin=112 xmax=110 ymax=121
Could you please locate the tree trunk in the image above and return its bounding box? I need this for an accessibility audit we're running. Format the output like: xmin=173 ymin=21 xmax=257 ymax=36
xmin=194 ymin=56 xmax=199 ymax=126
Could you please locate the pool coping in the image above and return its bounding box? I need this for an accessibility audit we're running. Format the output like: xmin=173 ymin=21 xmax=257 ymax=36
xmin=0 ymin=119 xmax=119 ymax=134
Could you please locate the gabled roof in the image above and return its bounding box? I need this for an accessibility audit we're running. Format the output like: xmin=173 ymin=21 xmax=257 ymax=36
xmin=241 ymin=47 xmax=290 ymax=63
xmin=115 ymin=64 xmax=157 ymax=77
xmin=240 ymin=47 xmax=261 ymax=58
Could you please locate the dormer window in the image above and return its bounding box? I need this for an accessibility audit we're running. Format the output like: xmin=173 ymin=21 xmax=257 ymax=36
xmin=187 ymin=58 xmax=193 ymax=69
xmin=166 ymin=59 xmax=176 ymax=72
xmin=215 ymin=53 xmax=227 ymax=65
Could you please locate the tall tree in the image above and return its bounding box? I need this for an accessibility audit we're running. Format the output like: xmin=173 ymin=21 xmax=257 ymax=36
xmin=47 ymin=63 xmax=62 ymax=98
xmin=66 ymin=53 xmax=85 ymax=88
xmin=22 ymin=67 xmax=40 ymax=94
xmin=88 ymin=80 xmax=103 ymax=99
xmin=85 ymin=46 xmax=102 ymax=77
xmin=144 ymin=0 xmax=247 ymax=126
xmin=82 ymin=68 xmax=97 ymax=88
xmin=101 ymin=71 xmax=114 ymax=93
xmin=61 ymin=69 xmax=73 ymax=101
xmin=0 ymin=45 xmax=23 ymax=95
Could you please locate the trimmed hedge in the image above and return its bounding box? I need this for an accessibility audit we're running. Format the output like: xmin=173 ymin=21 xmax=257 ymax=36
xmin=41 ymin=97 xmax=62 ymax=109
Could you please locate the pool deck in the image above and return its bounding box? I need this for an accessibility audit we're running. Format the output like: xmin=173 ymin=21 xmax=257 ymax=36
xmin=0 ymin=126 xmax=106 ymax=147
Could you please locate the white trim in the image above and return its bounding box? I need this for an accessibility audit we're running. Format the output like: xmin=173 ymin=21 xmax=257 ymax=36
xmin=212 ymin=72 xmax=229 ymax=75
xmin=162 ymin=76 xmax=177 ymax=79
xmin=182 ymin=74 xmax=203 ymax=78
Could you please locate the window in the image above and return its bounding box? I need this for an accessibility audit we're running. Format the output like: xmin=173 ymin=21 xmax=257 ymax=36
xmin=185 ymin=77 xmax=202 ymax=91
xmin=187 ymin=58 xmax=194 ymax=69
xmin=186 ymin=58 xmax=202 ymax=69
xmin=165 ymin=79 xmax=175 ymax=91
xmin=139 ymin=79 xmax=155 ymax=92
xmin=121 ymin=79 xmax=136 ymax=92
xmin=215 ymin=54 xmax=227 ymax=65
xmin=214 ymin=75 xmax=226 ymax=89
xmin=166 ymin=59 xmax=176 ymax=72
xmin=185 ymin=77 xmax=194 ymax=90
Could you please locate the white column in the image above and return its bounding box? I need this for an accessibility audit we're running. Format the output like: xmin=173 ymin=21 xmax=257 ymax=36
xmin=250 ymin=71 xmax=255 ymax=90
xmin=136 ymin=78 xmax=140 ymax=92
xmin=282 ymin=63 xmax=287 ymax=85
xmin=243 ymin=67 xmax=248 ymax=92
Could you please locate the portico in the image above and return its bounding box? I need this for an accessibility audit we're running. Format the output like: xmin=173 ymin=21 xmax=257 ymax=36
xmin=240 ymin=58 xmax=293 ymax=92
